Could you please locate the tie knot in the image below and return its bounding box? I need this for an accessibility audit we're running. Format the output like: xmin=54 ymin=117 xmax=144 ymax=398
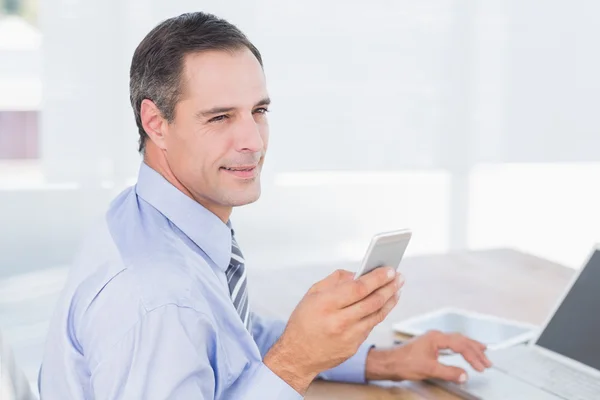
xmin=226 ymin=220 xmax=235 ymax=237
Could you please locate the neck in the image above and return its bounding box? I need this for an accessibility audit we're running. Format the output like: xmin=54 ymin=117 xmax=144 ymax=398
xmin=143 ymin=145 xmax=232 ymax=223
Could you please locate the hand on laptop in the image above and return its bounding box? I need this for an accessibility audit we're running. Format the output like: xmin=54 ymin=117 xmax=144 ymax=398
xmin=264 ymin=267 xmax=403 ymax=395
xmin=365 ymin=330 xmax=493 ymax=384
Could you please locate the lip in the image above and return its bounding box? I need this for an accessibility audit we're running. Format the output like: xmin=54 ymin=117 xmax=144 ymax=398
xmin=220 ymin=165 xmax=258 ymax=179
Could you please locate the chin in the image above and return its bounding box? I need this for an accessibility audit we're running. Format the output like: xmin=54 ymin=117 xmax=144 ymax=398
xmin=227 ymin=186 xmax=262 ymax=207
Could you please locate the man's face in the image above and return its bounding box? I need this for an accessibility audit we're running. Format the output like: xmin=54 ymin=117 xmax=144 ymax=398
xmin=164 ymin=48 xmax=270 ymax=211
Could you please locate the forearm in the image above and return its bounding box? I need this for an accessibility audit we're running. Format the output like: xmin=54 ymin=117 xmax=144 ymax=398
xmin=365 ymin=347 xmax=396 ymax=381
xmin=253 ymin=314 xmax=317 ymax=394
xmin=263 ymin=339 xmax=317 ymax=395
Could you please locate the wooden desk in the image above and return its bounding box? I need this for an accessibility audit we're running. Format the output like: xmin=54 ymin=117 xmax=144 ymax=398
xmin=248 ymin=248 xmax=575 ymax=399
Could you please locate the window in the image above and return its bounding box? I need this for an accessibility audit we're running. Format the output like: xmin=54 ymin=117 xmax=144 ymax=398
xmin=0 ymin=111 xmax=38 ymax=159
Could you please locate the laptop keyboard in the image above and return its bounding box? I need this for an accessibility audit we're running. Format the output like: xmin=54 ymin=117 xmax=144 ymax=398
xmin=492 ymin=347 xmax=600 ymax=400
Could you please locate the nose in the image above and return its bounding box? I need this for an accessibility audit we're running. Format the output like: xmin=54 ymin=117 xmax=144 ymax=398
xmin=235 ymin=115 xmax=264 ymax=153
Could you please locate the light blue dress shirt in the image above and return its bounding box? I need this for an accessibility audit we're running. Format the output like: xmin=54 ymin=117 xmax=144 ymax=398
xmin=39 ymin=162 xmax=372 ymax=399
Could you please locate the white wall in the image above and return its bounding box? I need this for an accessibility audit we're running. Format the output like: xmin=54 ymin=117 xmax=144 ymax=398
xmin=1 ymin=0 xmax=600 ymax=277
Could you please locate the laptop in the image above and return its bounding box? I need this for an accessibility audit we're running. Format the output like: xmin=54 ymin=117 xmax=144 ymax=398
xmin=430 ymin=247 xmax=600 ymax=400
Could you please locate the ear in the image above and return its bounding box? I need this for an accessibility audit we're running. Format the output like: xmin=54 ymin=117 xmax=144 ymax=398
xmin=140 ymin=99 xmax=168 ymax=150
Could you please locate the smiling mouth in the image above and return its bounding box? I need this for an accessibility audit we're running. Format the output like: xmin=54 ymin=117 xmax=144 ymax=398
xmin=220 ymin=165 xmax=259 ymax=179
xmin=221 ymin=166 xmax=256 ymax=172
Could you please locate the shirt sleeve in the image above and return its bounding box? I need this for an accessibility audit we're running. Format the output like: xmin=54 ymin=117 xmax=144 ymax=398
xmin=251 ymin=312 xmax=287 ymax=357
xmin=250 ymin=312 xmax=372 ymax=384
xmin=318 ymin=342 xmax=373 ymax=383
xmin=88 ymin=305 xmax=302 ymax=400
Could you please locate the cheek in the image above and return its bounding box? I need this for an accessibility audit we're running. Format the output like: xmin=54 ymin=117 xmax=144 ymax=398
xmin=261 ymin=125 xmax=270 ymax=149
xmin=192 ymin=132 xmax=234 ymax=174
xmin=165 ymin=123 xmax=205 ymax=169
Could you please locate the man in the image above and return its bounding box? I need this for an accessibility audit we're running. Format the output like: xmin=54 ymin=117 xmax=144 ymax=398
xmin=40 ymin=12 xmax=491 ymax=399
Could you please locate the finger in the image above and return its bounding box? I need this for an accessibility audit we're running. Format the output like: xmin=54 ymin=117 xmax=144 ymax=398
xmin=466 ymin=339 xmax=492 ymax=367
xmin=453 ymin=336 xmax=492 ymax=371
xmin=461 ymin=347 xmax=487 ymax=372
xmin=436 ymin=333 xmax=478 ymax=354
xmin=334 ymin=267 xmax=402 ymax=308
xmin=342 ymin=277 xmax=401 ymax=320
xmin=354 ymin=290 xmax=400 ymax=334
xmin=434 ymin=333 xmax=487 ymax=372
xmin=431 ymin=363 xmax=468 ymax=384
xmin=473 ymin=339 xmax=487 ymax=351
xmin=309 ymin=269 xmax=355 ymax=293
xmin=481 ymin=351 xmax=493 ymax=368
xmin=468 ymin=341 xmax=493 ymax=368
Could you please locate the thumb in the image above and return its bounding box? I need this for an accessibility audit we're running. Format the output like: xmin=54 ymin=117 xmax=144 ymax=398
xmin=431 ymin=363 xmax=468 ymax=384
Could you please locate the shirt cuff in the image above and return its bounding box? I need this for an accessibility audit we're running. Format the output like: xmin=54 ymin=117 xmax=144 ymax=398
xmin=318 ymin=342 xmax=373 ymax=384
xmin=253 ymin=362 xmax=304 ymax=399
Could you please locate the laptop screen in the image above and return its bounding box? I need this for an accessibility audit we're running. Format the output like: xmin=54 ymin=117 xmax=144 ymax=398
xmin=535 ymin=249 xmax=600 ymax=371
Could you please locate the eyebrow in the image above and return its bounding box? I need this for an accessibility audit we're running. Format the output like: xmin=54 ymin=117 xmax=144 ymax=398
xmin=196 ymin=97 xmax=271 ymax=118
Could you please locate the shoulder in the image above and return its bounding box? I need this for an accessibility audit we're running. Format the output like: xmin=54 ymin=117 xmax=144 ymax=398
xmin=68 ymin=187 xmax=221 ymax=359
xmin=75 ymin=257 xmax=220 ymax=367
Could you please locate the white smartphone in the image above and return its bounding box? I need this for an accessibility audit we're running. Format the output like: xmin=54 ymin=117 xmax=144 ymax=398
xmin=354 ymin=229 xmax=412 ymax=279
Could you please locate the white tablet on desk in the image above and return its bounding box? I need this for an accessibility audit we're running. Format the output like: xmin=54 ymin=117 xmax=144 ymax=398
xmin=392 ymin=307 xmax=539 ymax=350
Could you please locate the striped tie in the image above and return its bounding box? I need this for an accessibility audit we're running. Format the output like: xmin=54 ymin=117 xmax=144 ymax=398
xmin=226 ymin=232 xmax=252 ymax=332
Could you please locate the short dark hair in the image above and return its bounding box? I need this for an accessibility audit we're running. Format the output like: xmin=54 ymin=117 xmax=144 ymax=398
xmin=129 ymin=12 xmax=263 ymax=153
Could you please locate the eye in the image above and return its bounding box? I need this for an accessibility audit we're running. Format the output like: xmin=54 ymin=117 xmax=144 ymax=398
xmin=253 ymin=107 xmax=269 ymax=115
xmin=209 ymin=114 xmax=229 ymax=123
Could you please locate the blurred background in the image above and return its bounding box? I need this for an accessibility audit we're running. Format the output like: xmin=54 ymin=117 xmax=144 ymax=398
xmin=1 ymin=0 xmax=599 ymax=387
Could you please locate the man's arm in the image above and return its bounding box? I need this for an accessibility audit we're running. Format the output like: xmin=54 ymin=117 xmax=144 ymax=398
xmin=89 ymin=305 xmax=302 ymax=400
xmin=252 ymin=313 xmax=372 ymax=383
xmin=251 ymin=312 xmax=373 ymax=385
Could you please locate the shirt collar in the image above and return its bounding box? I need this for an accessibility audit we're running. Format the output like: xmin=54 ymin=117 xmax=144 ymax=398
xmin=134 ymin=162 xmax=232 ymax=272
